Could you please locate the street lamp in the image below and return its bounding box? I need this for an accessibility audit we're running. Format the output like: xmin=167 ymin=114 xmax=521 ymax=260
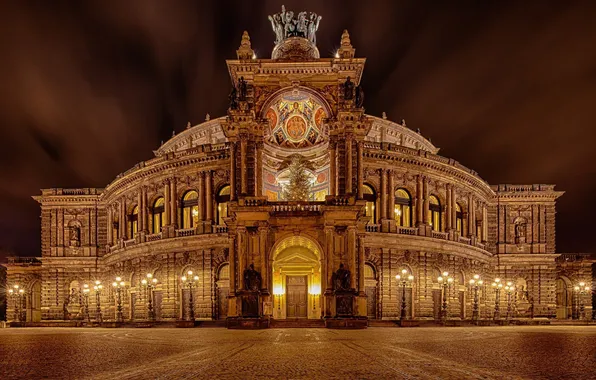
xmin=309 ymin=284 xmax=321 ymax=311
xmin=469 ymin=274 xmax=483 ymax=321
xmin=395 ymin=269 xmax=414 ymax=320
xmin=93 ymin=280 xmax=103 ymax=322
xmin=112 ymin=277 xmax=126 ymax=322
xmin=181 ymin=270 xmax=199 ymax=321
xmin=491 ymin=278 xmax=503 ymax=320
xmin=82 ymin=284 xmax=90 ymax=322
xmin=8 ymin=285 xmax=24 ymax=322
xmin=574 ymin=282 xmax=591 ymax=320
xmin=437 ymin=272 xmax=453 ymax=322
xmin=141 ymin=273 xmax=159 ymax=321
xmin=504 ymin=281 xmax=515 ymax=321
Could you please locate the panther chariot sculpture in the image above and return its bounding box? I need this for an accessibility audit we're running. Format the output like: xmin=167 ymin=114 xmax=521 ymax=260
xmin=268 ymin=5 xmax=322 ymax=60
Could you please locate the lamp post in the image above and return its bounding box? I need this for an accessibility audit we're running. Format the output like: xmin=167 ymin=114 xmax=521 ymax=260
xmin=574 ymin=282 xmax=591 ymax=321
xmin=181 ymin=270 xmax=199 ymax=321
xmin=82 ymin=284 xmax=90 ymax=322
xmin=504 ymin=281 xmax=515 ymax=321
xmin=438 ymin=272 xmax=453 ymax=322
xmin=112 ymin=277 xmax=126 ymax=322
xmin=395 ymin=269 xmax=414 ymax=320
xmin=8 ymin=285 xmax=24 ymax=322
xmin=491 ymin=278 xmax=503 ymax=321
xmin=469 ymin=274 xmax=483 ymax=322
xmin=93 ymin=280 xmax=103 ymax=322
xmin=141 ymin=273 xmax=159 ymax=321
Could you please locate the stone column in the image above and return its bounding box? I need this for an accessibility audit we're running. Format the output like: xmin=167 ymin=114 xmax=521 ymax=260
xmin=137 ymin=191 xmax=143 ymax=235
xmin=206 ymin=170 xmax=213 ymax=221
xmin=228 ymin=234 xmax=237 ymax=292
xmin=329 ymin=140 xmax=337 ymax=196
xmin=164 ymin=179 xmax=171 ymax=226
xmin=198 ymin=172 xmax=205 ymax=222
xmin=416 ymin=175 xmax=424 ymax=226
xmin=345 ymin=134 xmax=353 ymax=194
xmin=347 ymin=226 xmax=357 ymax=289
xmin=255 ymin=140 xmax=263 ymax=197
xmin=107 ymin=207 xmax=113 ymax=245
xmin=451 ymin=186 xmax=456 ymax=231
xmin=446 ymin=184 xmax=452 ymax=231
xmin=120 ymin=197 xmax=127 ymax=239
xmin=380 ymin=169 xmax=387 ymax=220
xmin=259 ymin=226 xmax=268 ymax=292
xmin=387 ymin=170 xmax=395 ymax=220
xmin=240 ymin=135 xmax=247 ymax=195
xmin=422 ymin=178 xmax=429 ymax=226
xmin=357 ymin=233 xmax=365 ymax=293
xmin=237 ymin=227 xmax=247 ymax=286
xmin=142 ymin=186 xmax=148 ymax=232
xmin=468 ymin=194 xmax=475 ymax=237
xmin=482 ymin=204 xmax=488 ymax=242
xmin=170 ymin=178 xmax=177 ymax=228
xmin=357 ymin=141 xmax=364 ymax=199
xmin=230 ymin=142 xmax=236 ymax=201
xmin=325 ymin=226 xmax=335 ymax=290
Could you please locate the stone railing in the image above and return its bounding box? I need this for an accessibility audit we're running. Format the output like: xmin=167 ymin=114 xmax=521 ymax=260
xmin=271 ymin=203 xmax=322 ymax=213
xmin=397 ymin=226 xmax=417 ymax=235
xmin=214 ymin=225 xmax=228 ymax=233
xmin=176 ymin=228 xmax=196 ymax=237
xmin=365 ymin=224 xmax=380 ymax=232
xmin=475 ymin=241 xmax=486 ymax=250
xmin=6 ymin=256 xmax=42 ymax=265
xmin=431 ymin=231 xmax=449 ymax=240
xmin=123 ymin=238 xmax=136 ymax=248
xmin=457 ymin=235 xmax=472 ymax=245
xmin=146 ymin=233 xmax=162 ymax=242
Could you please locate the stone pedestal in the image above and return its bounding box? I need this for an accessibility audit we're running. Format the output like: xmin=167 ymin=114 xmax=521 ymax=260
xmin=226 ymin=291 xmax=269 ymax=329
xmin=325 ymin=290 xmax=367 ymax=329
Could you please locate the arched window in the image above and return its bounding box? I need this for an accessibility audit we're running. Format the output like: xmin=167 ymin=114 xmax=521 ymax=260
xmin=181 ymin=191 xmax=199 ymax=229
xmin=152 ymin=197 xmax=165 ymax=234
xmin=216 ymin=185 xmax=231 ymax=226
xmin=428 ymin=195 xmax=441 ymax=231
xmin=128 ymin=205 xmax=139 ymax=239
xmin=363 ymin=184 xmax=376 ymax=224
xmin=395 ymin=189 xmax=412 ymax=227
xmin=455 ymin=203 xmax=464 ymax=236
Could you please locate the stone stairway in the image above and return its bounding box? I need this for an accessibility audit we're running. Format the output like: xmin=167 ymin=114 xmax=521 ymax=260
xmin=270 ymin=319 xmax=326 ymax=328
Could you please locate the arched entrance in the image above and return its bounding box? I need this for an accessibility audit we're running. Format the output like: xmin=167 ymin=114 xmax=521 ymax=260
xmin=27 ymin=281 xmax=42 ymax=322
xmin=271 ymin=236 xmax=322 ymax=320
xmin=556 ymin=277 xmax=573 ymax=319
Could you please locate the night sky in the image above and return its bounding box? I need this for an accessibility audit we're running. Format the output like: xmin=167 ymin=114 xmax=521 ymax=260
xmin=1 ymin=1 xmax=595 ymax=259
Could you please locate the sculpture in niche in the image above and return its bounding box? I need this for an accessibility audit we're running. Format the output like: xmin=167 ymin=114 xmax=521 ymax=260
xmin=228 ymin=87 xmax=238 ymax=110
xmin=514 ymin=218 xmax=527 ymax=244
xmin=355 ymin=85 xmax=364 ymax=108
xmin=243 ymin=263 xmax=262 ymax=292
xmin=69 ymin=225 xmax=81 ymax=247
xmin=332 ymin=263 xmax=351 ymax=291
xmin=238 ymin=76 xmax=248 ymax=101
xmin=343 ymin=77 xmax=355 ymax=100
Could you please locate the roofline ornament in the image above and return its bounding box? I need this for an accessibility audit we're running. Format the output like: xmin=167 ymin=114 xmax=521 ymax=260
xmin=268 ymin=5 xmax=322 ymax=45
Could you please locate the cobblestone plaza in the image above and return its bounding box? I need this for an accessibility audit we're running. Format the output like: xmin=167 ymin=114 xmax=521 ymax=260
xmin=0 ymin=326 xmax=594 ymax=379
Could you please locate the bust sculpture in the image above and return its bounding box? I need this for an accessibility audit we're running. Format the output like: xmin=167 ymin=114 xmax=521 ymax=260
xmin=243 ymin=263 xmax=262 ymax=292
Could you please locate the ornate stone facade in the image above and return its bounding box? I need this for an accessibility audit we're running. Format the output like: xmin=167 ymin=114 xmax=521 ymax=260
xmin=5 ymin=11 xmax=594 ymax=325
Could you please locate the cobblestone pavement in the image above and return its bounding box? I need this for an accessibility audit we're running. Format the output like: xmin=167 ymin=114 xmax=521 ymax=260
xmin=0 ymin=326 xmax=595 ymax=379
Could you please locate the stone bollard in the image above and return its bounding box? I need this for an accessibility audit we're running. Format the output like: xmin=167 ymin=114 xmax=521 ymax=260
xmin=0 ymin=321 xmax=7 ymax=328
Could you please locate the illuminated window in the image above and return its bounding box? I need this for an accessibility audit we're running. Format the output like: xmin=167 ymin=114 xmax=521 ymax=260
xmin=129 ymin=205 xmax=139 ymax=239
xmin=363 ymin=184 xmax=376 ymax=224
xmin=181 ymin=191 xmax=199 ymax=229
xmin=395 ymin=189 xmax=412 ymax=227
xmin=455 ymin=203 xmax=463 ymax=236
xmin=428 ymin=195 xmax=441 ymax=231
xmin=217 ymin=185 xmax=231 ymax=226
xmin=152 ymin=197 xmax=165 ymax=234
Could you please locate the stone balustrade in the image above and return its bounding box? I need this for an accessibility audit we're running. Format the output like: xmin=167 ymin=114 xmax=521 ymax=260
xmin=175 ymin=228 xmax=196 ymax=237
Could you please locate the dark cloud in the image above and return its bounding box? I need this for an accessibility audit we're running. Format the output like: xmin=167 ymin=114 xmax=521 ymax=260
xmin=0 ymin=1 xmax=594 ymax=258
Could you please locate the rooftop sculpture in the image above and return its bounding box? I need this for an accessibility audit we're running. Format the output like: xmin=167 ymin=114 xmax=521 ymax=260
xmin=268 ymin=5 xmax=322 ymax=45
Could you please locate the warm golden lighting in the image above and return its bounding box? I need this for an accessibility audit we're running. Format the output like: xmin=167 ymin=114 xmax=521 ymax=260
xmin=146 ymin=273 xmax=153 ymax=279
xmin=309 ymin=284 xmax=321 ymax=295
xmin=181 ymin=276 xmax=187 ymax=282
xmin=443 ymin=271 xmax=449 ymax=277
xmin=273 ymin=284 xmax=284 ymax=296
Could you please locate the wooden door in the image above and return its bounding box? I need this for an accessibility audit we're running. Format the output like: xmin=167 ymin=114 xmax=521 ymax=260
xmin=130 ymin=292 xmax=137 ymax=320
xmin=154 ymin=291 xmax=163 ymax=320
xmin=286 ymin=276 xmax=308 ymax=318
xmin=218 ymin=287 xmax=229 ymax=319
xmin=433 ymin=289 xmax=441 ymax=320
xmin=365 ymin=286 xmax=377 ymax=318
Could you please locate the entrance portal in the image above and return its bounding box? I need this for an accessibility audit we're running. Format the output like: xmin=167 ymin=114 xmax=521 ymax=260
xmin=271 ymin=235 xmax=322 ymax=320
xmin=286 ymin=276 xmax=308 ymax=318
